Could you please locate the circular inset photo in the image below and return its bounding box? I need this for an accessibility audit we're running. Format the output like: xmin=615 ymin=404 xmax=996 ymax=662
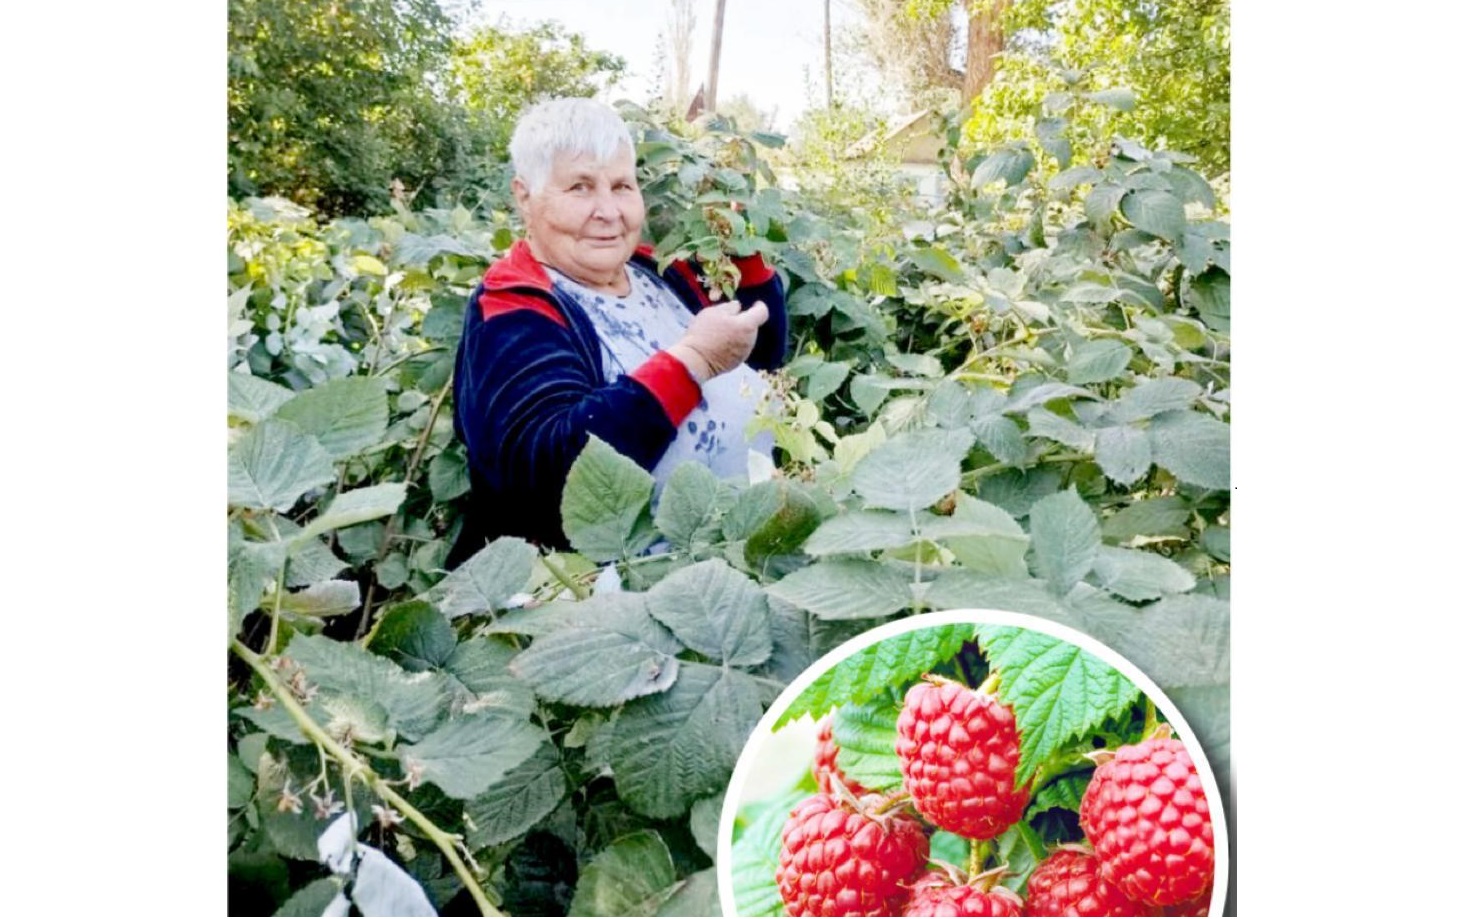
xmin=718 ymin=610 xmax=1227 ymax=917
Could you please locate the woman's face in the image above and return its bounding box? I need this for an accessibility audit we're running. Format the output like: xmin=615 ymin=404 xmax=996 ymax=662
xmin=514 ymin=149 xmax=645 ymax=290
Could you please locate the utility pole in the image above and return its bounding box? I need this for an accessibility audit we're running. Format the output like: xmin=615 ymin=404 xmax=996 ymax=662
xmin=706 ymin=0 xmax=726 ymax=113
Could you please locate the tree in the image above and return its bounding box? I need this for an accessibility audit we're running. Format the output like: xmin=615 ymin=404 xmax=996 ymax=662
xmin=227 ymin=0 xmax=463 ymax=215
xmin=706 ymin=0 xmax=728 ymax=113
xmin=665 ymin=0 xmax=698 ymax=112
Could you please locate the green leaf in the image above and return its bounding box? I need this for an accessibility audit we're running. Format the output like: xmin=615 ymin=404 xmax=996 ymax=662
xmin=744 ymin=483 xmax=823 ymax=574
xmin=227 ymin=418 xmax=336 ymax=511
xmin=464 ymin=741 xmax=568 ymax=849
xmin=1059 ymin=282 xmax=1123 ymax=304
xmin=909 ymin=245 xmax=966 ymax=282
xmin=731 ymin=792 xmax=803 ymax=918
xmin=228 ymin=752 xmax=255 ymax=809
xmin=995 ymin=824 xmax=1048 ymax=895
xmin=971 ymin=413 xmax=1029 ymax=466
xmin=273 ymin=878 xmax=342 ymax=916
xmin=929 ymin=830 xmax=970 ymax=872
xmin=1087 ymin=594 xmax=1229 ymax=690
xmin=1165 ymin=165 xmax=1218 ymax=209
xmin=1203 ymin=525 xmax=1230 ymax=562
xmin=972 ymin=147 xmax=1035 ymax=188
xmin=1034 ymin=117 xmax=1071 ymax=168
xmin=926 ymin=494 xmax=1030 ymax=578
xmin=398 ymin=708 xmax=543 ymax=799
xmin=781 ymin=624 xmax=974 ymax=724
xmin=1093 ymin=424 xmax=1152 ymax=486
xmin=296 ymin=483 xmax=407 ymax=543
xmin=229 ymin=538 xmax=286 ymax=636
xmin=927 ymin=379 xmax=974 ymax=428
xmin=1110 ymin=378 xmax=1202 ymax=423
xmin=1120 ymin=189 xmax=1186 ymax=242
xmin=804 ymin=361 xmax=851 ymax=402
xmin=1100 ymin=496 xmax=1192 ymax=544
xmin=832 ymin=698 xmax=905 ymax=792
xmin=366 ymin=600 xmax=455 ymax=671
xmin=1026 ymin=407 xmax=1094 ymax=452
xmin=976 ymin=626 xmax=1141 ymax=785
xmin=428 ymin=446 xmax=471 ymax=502
xmin=285 ymin=633 xmax=449 ymax=742
xmin=1084 ymin=184 xmax=1125 ymax=225
xmin=428 ymin=537 xmax=537 ymax=618
xmin=654 ymin=462 xmax=730 ymax=554
xmin=1027 ymin=489 xmax=1102 ymax=594
xmin=352 ymin=254 xmax=388 ymax=276
xmin=511 ymin=594 xmax=682 ymax=707
xmin=1092 ymin=545 xmax=1196 ymax=602
xmin=228 ymin=372 xmax=294 ymax=424
xmin=645 ymin=559 xmax=772 ymax=666
xmin=561 ymin=436 xmax=657 ymax=561
xmin=851 ymin=428 xmax=974 ymax=513
xmin=803 ymin=509 xmax=915 ymax=555
xmin=1005 ymin=382 xmax=1095 ymax=415
xmin=1186 ymin=268 xmax=1231 ymax=332
xmin=1049 ymin=166 xmax=1102 ymax=191
xmin=1026 ymin=772 xmax=1091 ymax=820
xmin=591 ymin=663 xmax=765 ymax=818
xmin=1086 ymin=87 xmax=1136 ymax=111
xmin=922 ymin=572 xmax=1080 ymax=626
xmin=657 ymin=868 xmax=719 ymax=917
xmin=766 ymin=559 xmax=915 ymax=619
xmin=1066 ymin=340 xmax=1132 ymax=385
xmin=274 ymin=377 xmax=389 ymax=460
xmin=690 ymin=793 xmax=723 ymax=860
xmin=442 ymin=637 xmax=537 ymax=715
xmin=569 ymin=831 xmax=677 ymax=917
xmin=1148 ymin=411 xmax=1231 ymax=490
xmin=279 ymin=579 xmax=360 ymax=618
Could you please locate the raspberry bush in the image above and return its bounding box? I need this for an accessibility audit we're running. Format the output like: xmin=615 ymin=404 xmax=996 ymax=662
xmin=730 ymin=623 xmax=1219 ymax=916
xmin=229 ymin=97 xmax=1229 ymax=915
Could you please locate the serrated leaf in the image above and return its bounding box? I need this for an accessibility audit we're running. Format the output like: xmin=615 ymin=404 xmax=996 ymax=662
xmin=1148 ymin=411 xmax=1230 ymax=490
xmin=1004 ymin=382 xmax=1095 ymax=415
xmin=1092 ymin=545 xmax=1196 ymax=602
xmin=689 ymin=794 xmax=723 ymax=860
xmin=851 ymin=428 xmax=974 ymax=513
xmin=926 ymin=495 xmax=1030 ymax=577
xmin=657 ymin=867 xmax=719 ymax=917
xmin=921 ymin=571 xmax=1082 ymax=627
xmin=973 ymin=147 xmax=1035 ymax=188
xmin=802 ymin=509 xmax=915 ymax=555
xmin=561 ymin=436 xmax=656 ymax=562
xmin=971 ymin=413 xmax=1029 ymax=465
xmin=272 ymin=878 xmax=342 ymax=916
xmin=1120 ymin=189 xmax=1187 ymax=242
xmin=1026 ymin=772 xmax=1091 ymax=820
xmin=591 ymin=664 xmax=764 ymax=818
xmin=392 ymin=233 xmax=480 ymax=265
xmin=1086 ymin=594 xmax=1229 ymax=689
xmin=286 ymin=634 xmax=449 ymax=741
xmin=1059 ymin=282 xmax=1123 ymax=304
xmin=511 ymin=594 xmax=682 ymax=707
xmin=781 ymin=624 xmax=974 ymax=724
xmin=1094 ymin=424 xmax=1152 ymax=485
xmin=428 ymin=537 xmax=537 ymax=618
xmin=352 ymin=254 xmax=388 ymax=276
xmin=1084 ymin=184 xmax=1126 ymax=225
xmin=731 ymin=792 xmax=804 ymax=918
xmin=280 ymin=580 xmax=360 ymax=618
xmin=464 ymin=741 xmax=567 ymax=849
xmin=229 ymin=372 xmax=294 ymax=424
xmin=1066 ymin=340 xmax=1132 ymax=385
xmin=1100 ymin=496 xmax=1192 ymax=543
xmin=645 ymin=559 xmax=772 ymax=665
xmin=1165 ymin=165 xmax=1218 ymax=209
xmin=804 ymin=361 xmax=851 ymax=402
xmin=761 ymin=598 xmax=887 ymax=687
xmin=1087 ymin=87 xmax=1136 ymax=111
xmin=366 ymin=601 xmax=455 ymax=671
xmin=766 ymin=559 xmax=915 ymax=619
xmin=1028 ymin=489 xmax=1102 ymax=594
xmin=910 ymin=245 xmax=966 ymax=282
xmin=654 ymin=462 xmax=729 ymax=553
xmin=1203 ymin=525 xmax=1230 ymax=562
xmin=428 ymin=447 xmax=471 ymax=502
xmin=1029 ymin=406 xmax=1095 ymax=455
xmin=995 ymin=824 xmax=1048 ymax=895
xmin=227 ymin=418 xmax=337 ymax=511
xmin=744 ymin=482 xmax=823 ymax=574
xmin=1049 ymin=166 xmax=1102 ymax=190
xmin=1186 ymin=268 xmax=1231 ymax=332
xmin=976 ymin=626 xmax=1141 ymax=785
xmin=832 ymin=697 xmax=905 ymax=792
xmin=274 ymin=377 xmax=389 ymax=460
xmin=229 ymin=538 xmax=286 ymax=636
xmin=296 ymin=483 xmax=407 ymax=543
xmin=398 ymin=708 xmax=543 ymax=799
xmin=442 ymin=637 xmax=536 ymax=715
xmin=1110 ymin=378 xmax=1202 ymax=423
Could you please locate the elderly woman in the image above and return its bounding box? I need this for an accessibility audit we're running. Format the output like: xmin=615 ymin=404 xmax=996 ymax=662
xmin=448 ymin=98 xmax=787 ymax=565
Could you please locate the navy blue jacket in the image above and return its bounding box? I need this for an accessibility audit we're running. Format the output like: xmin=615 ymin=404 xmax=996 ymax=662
xmin=448 ymin=240 xmax=787 ymax=566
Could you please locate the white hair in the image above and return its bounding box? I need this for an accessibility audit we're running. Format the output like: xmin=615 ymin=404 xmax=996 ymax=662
xmin=509 ymin=98 xmax=636 ymax=194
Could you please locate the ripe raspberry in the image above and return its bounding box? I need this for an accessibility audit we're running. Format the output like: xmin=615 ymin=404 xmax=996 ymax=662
xmin=1023 ymin=846 xmax=1147 ymax=917
xmin=813 ymin=714 xmax=869 ymax=797
xmin=895 ymin=678 xmax=1031 ymax=840
xmin=1079 ymin=737 xmax=1214 ymax=907
xmin=901 ymin=872 xmax=1024 ymax=916
xmin=776 ymin=792 xmax=930 ymax=917
xmin=1160 ymin=887 xmax=1211 ymax=917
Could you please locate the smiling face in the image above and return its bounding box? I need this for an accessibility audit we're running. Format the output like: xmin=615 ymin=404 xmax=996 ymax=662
xmin=514 ymin=149 xmax=646 ymax=294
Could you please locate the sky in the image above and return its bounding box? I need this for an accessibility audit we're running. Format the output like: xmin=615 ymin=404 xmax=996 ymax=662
xmin=472 ymin=0 xmax=863 ymax=131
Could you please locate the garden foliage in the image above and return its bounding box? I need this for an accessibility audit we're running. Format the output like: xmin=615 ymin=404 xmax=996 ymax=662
xmin=227 ymin=95 xmax=1228 ymax=916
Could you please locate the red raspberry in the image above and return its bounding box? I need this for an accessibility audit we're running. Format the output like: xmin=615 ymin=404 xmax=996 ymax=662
xmin=1079 ymin=737 xmax=1214 ymax=908
xmin=895 ymin=678 xmax=1031 ymax=840
xmin=776 ymin=792 xmax=930 ymax=917
xmin=901 ymin=872 xmax=1024 ymax=916
xmin=1023 ymin=846 xmax=1149 ymax=916
xmin=814 ymin=714 xmax=869 ymax=797
xmin=1160 ymin=887 xmax=1212 ymax=917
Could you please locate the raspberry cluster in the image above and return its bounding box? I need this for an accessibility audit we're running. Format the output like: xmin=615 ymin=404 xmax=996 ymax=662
xmin=776 ymin=792 xmax=930 ymax=916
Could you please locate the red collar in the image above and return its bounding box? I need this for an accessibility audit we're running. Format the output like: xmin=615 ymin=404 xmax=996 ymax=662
xmin=482 ymin=239 xmax=658 ymax=294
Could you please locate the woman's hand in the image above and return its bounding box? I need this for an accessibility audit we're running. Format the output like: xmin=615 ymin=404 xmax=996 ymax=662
xmin=667 ymin=300 xmax=770 ymax=384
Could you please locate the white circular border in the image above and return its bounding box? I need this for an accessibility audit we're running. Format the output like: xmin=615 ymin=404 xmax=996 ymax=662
xmin=716 ymin=608 xmax=1229 ymax=917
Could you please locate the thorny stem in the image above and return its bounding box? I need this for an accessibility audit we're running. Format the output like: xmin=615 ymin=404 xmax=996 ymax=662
xmin=960 ymin=452 xmax=1092 ymax=485
xmin=541 ymin=554 xmax=591 ymax=601
xmin=265 ymin=517 xmax=287 ymax=654
xmin=232 ymin=639 xmax=503 ymax=917
xmin=358 ymin=376 xmax=455 ymax=640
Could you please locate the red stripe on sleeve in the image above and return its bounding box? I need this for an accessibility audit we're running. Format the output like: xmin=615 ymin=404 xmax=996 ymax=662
xmin=479 ymin=290 xmax=567 ymax=326
xmin=631 ymin=351 xmax=702 ymax=426
xmin=731 ymin=254 xmax=776 ymax=287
